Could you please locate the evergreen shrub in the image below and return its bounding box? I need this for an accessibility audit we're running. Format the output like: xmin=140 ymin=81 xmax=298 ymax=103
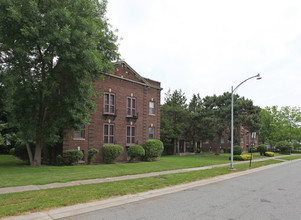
xmin=257 ymin=144 xmax=268 ymax=156
xmin=102 ymin=144 xmax=124 ymax=164
xmin=127 ymin=145 xmax=145 ymax=162
xmin=144 ymin=140 xmax=164 ymax=161
xmin=56 ymin=154 xmax=65 ymax=166
xmin=233 ymin=145 xmax=243 ymax=155
xmin=88 ymin=148 xmax=99 ymax=164
xmin=64 ymin=150 xmax=84 ymax=165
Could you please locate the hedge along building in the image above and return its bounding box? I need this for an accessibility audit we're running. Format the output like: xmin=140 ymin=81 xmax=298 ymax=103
xmin=63 ymin=61 xmax=162 ymax=163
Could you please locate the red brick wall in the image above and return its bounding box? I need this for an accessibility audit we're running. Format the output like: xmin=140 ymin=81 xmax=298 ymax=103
xmin=63 ymin=62 xmax=161 ymax=163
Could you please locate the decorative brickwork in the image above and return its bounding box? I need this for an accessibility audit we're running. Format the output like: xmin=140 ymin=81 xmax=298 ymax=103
xmin=63 ymin=61 xmax=162 ymax=163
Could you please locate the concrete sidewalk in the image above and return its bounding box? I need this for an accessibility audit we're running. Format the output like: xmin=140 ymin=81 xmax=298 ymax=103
xmin=0 ymin=156 xmax=285 ymax=195
xmin=3 ymin=158 xmax=301 ymax=220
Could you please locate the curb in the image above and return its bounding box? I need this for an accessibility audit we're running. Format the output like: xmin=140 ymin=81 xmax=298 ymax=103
xmin=4 ymin=158 xmax=301 ymax=220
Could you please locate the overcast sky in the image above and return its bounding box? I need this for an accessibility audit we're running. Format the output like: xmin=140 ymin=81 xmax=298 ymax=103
xmin=106 ymin=0 xmax=301 ymax=108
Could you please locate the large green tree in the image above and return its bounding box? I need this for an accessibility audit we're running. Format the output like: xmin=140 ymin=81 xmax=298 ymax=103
xmin=0 ymin=0 xmax=119 ymax=165
xmin=259 ymin=106 xmax=301 ymax=146
xmin=160 ymin=89 xmax=189 ymax=154
xmin=201 ymin=92 xmax=260 ymax=153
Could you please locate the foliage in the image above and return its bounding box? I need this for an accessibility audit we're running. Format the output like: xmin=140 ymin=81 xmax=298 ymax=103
xmin=0 ymin=0 xmax=119 ymax=166
xmin=9 ymin=148 xmax=15 ymax=155
xmin=233 ymin=145 xmax=243 ymax=155
xmin=102 ymin=145 xmax=124 ymax=164
xmin=144 ymin=140 xmax=164 ymax=161
xmin=259 ymin=106 xmax=301 ymax=146
xmin=201 ymin=92 xmax=260 ymax=154
xmin=230 ymin=154 xmax=252 ymax=161
xmin=160 ymin=90 xmax=189 ymax=154
xmin=276 ymin=141 xmax=293 ymax=154
xmin=56 ymin=155 xmax=65 ymax=166
xmin=127 ymin=145 xmax=145 ymax=162
xmin=257 ymin=144 xmax=268 ymax=156
xmin=249 ymin=147 xmax=257 ymax=153
xmin=63 ymin=150 xmax=84 ymax=165
xmin=88 ymin=148 xmax=99 ymax=164
xmin=264 ymin=152 xmax=274 ymax=157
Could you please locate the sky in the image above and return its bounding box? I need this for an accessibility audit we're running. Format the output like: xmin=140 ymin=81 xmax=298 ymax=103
xmin=106 ymin=0 xmax=301 ymax=108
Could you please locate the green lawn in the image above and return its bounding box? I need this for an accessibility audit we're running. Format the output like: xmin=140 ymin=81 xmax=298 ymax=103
xmin=277 ymin=155 xmax=301 ymax=160
xmin=0 ymin=154 xmax=231 ymax=187
xmin=0 ymin=159 xmax=283 ymax=218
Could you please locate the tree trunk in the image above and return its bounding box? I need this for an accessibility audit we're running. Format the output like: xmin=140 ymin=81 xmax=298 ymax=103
xmin=26 ymin=142 xmax=34 ymax=166
xmin=215 ymin=135 xmax=221 ymax=155
xmin=33 ymin=142 xmax=45 ymax=166
xmin=173 ymin=138 xmax=177 ymax=155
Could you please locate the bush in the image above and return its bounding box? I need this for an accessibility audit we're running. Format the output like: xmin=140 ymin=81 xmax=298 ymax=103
xmin=196 ymin=146 xmax=201 ymax=153
xmin=265 ymin=151 xmax=274 ymax=157
xmin=9 ymin=148 xmax=15 ymax=155
xmin=230 ymin=154 xmax=252 ymax=161
xmin=64 ymin=150 xmax=84 ymax=165
xmin=102 ymin=144 xmax=124 ymax=164
xmin=144 ymin=140 xmax=164 ymax=161
xmin=233 ymin=145 xmax=243 ymax=155
xmin=276 ymin=141 xmax=293 ymax=154
xmin=56 ymin=154 xmax=66 ymax=166
xmin=249 ymin=147 xmax=257 ymax=153
xmin=127 ymin=145 xmax=145 ymax=162
xmin=241 ymin=154 xmax=252 ymax=160
xmin=88 ymin=148 xmax=99 ymax=164
xmin=257 ymin=144 xmax=268 ymax=156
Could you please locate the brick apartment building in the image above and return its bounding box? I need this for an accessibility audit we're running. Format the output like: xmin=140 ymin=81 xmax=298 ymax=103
xmin=63 ymin=61 xmax=162 ymax=163
xmin=176 ymin=126 xmax=259 ymax=154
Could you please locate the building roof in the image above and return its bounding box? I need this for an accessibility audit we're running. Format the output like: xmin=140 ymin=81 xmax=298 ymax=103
xmin=105 ymin=60 xmax=162 ymax=90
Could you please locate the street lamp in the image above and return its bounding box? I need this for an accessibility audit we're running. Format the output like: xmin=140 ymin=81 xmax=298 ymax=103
xmin=230 ymin=73 xmax=262 ymax=169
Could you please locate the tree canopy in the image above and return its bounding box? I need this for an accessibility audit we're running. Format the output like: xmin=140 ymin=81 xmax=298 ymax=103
xmin=259 ymin=106 xmax=301 ymax=146
xmin=160 ymin=90 xmax=261 ymax=154
xmin=0 ymin=0 xmax=119 ymax=165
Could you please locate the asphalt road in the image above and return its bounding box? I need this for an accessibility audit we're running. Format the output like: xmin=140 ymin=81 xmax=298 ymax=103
xmin=64 ymin=160 xmax=301 ymax=220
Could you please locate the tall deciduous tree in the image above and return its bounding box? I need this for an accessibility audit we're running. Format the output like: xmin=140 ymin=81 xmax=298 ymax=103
xmin=259 ymin=106 xmax=301 ymax=146
xmin=0 ymin=0 xmax=119 ymax=165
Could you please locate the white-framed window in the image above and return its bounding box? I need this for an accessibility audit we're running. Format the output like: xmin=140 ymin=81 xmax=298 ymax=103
xmin=104 ymin=93 xmax=115 ymax=114
xmin=149 ymin=101 xmax=155 ymax=115
xmin=148 ymin=127 xmax=154 ymax=139
xmin=104 ymin=124 xmax=114 ymax=144
xmin=74 ymin=125 xmax=85 ymax=139
xmin=127 ymin=97 xmax=136 ymax=117
xmin=126 ymin=126 xmax=135 ymax=145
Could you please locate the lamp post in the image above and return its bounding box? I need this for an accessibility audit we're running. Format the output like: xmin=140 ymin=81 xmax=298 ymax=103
xmin=230 ymin=73 xmax=262 ymax=169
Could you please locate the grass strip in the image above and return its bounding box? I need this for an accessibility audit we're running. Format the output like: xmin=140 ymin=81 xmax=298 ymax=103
xmin=0 ymin=159 xmax=282 ymax=218
xmin=0 ymin=155 xmax=230 ymax=187
xmin=277 ymin=155 xmax=301 ymax=160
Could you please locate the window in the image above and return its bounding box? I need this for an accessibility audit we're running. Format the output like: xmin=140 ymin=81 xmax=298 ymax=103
xmin=149 ymin=101 xmax=155 ymax=115
xmin=104 ymin=93 xmax=115 ymax=114
xmin=126 ymin=126 xmax=135 ymax=145
xmin=127 ymin=97 xmax=136 ymax=117
xmin=104 ymin=124 xmax=114 ymax=144
xmin=221 ymin=136 xmax=224 ymax=144
xmin=149 ymin=127 xmax=154 ymax=139
xmin=74 ymin=125 xmax=85 ymax=139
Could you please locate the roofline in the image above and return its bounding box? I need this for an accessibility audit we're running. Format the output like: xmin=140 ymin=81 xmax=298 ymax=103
xmin=104 ymin=73 xmax=162 ymax=90
xmin=112 ymin=60 xmax=162 ymax=90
